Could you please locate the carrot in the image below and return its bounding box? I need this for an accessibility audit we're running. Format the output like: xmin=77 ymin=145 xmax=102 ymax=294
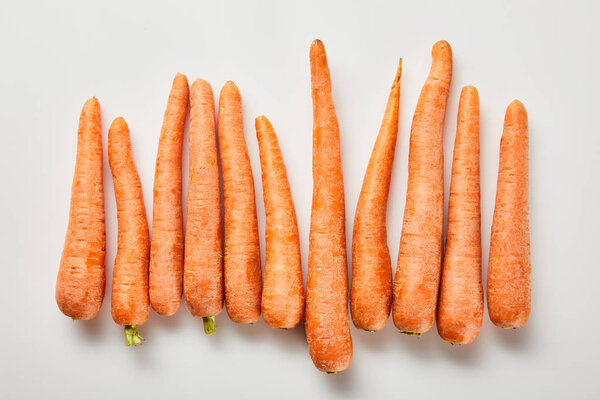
xmin=393 ymin=40 xmax=453 ymax=335
xmin=436 ymin=86 xmax=483 ymax=344
xmin=351 ymin=59 xmax=402 ymax=332
xmin=149 ymin=73 xmax=189 ymax=316
xmin=218 ymin=81 xmax=261 ymax=324
xmin=184 ymin=78 xmax=223 ymax=335
xmin=255 ymin=115 xmax=304 ymax=329
xmin=305 ymin=39 xmax=352 ymax=373
xmin=56 ymin=98 xmax=105 ymax=320
xmin=487 ymin=100 xmax=530 ymax=329
xmin=108 ymin=117 xmax=150 ymax=345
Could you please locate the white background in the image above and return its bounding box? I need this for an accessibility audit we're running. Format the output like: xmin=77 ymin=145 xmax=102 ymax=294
xmin=1 ymin=0 xmax=599 ymax=399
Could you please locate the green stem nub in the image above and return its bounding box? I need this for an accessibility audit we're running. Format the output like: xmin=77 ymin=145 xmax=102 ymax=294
xmin=203 ymin=316 xmax=217 ymax=335
xmin=401 ymin=331 xmax=422 ymax=337
xmin=125 ymin=325 xmax=145 ymax=346
xmin=326 ymin=371 xmax=338 ymax=375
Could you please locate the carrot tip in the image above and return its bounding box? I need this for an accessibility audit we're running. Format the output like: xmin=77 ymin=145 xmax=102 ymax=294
xmin=124 ymin=325 xmax=145 ymax=346
xmin=401 ymin=331 xmax=422 ymax=337
xmin=202 ymin=316 xmax=217 ymax=335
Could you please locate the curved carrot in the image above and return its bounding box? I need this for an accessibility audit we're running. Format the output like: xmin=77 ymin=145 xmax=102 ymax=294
xmin=436 ymin=86 xmax=483 ymax=344
xmin=108 ymin=117 xmax=150 ymax=346
xmin=255 ymin=115 xmax=304 ymax=329
xmin=184 ymin=78 xmax=223 ymax=335
xmin=305 ymin=39 xmax=352 ymax=373
xmin=218 ymin=81 xmax=261 ymax=324
xmin=487 ymin=100 xmax=530 ymax=329
xmin=393 ymin=40 xmax=453 ymax=335
xmin=351 ymin=59 xmax=402 ymax=332
xmin=56 ymin=98 xmax=105 ymax=320
xmin=150 ymin=73 xmax=189 ymax=316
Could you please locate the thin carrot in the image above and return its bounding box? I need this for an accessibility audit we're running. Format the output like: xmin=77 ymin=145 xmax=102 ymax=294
xmin=149 ymin=73 xmax=189 ymax=316
xmin=351 ymin=59 xmax=402 ymax=332
xmin=487 ymin=99 xmax=530 ymax=329
xmin=393 ymin=40 xmax=453 ymax=335
xmin=255 ymin=115 xmax=304 ymax=329
xmin=108 ymin=117 xmax=150 ymax=346
xmin=305 ymin=39 xmax=352 ymax=373
xmin=436 ymin=86 xmax=483 ymax=344
xmin=56 ymin=97 xmax=105 ymax=320
xmin=218 ymin=81 xmax=261 ymax=324
xmin=184 ymin=78 xmax=223 ymax=335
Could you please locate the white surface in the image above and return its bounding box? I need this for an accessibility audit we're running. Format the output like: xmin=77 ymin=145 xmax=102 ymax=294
xmin=1 ymin=0 xmax=599 ymax=398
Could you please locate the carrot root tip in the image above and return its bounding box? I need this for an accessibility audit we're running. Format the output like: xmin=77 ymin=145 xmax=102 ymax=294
xmin=401 ymin=331 xmax=422 ymax=337
xmin=202 ymin=316 xmax=217 ymax=335
xmin=124 ymin=325 xmax=145 ymax=346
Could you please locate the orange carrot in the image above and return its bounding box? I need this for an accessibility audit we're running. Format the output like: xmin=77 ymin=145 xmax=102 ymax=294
xmin=56 ymin=98 xmax=105 ymax=320
xmin=218 ymin=81 xmax=261 ymax=324
xmin=108 ymin=117 xmax=150 ymax=345
xmin=436 ymin=86 xmax=483 ymax=344
xmin=149 ymin=73 xmax=189 ymax=316
xmin=393 ymin=40 xmax=453 ymax=335
xmin=351 ymin=59 xmax=402 ymax=332
xmin=184 ymin=78 xmax=223 ymax=334
xmin=255 ymin=115 xmax=304 ymax=329
xmin=305 ymin=39 xmax=352 ymax=373
xmin=487 ymin=100 xmax=530 ymax=329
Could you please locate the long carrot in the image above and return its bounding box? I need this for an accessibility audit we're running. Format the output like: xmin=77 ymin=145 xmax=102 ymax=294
xmin=56 ymin=98 xmax=105 ymax=320
xmin=393 ymin=40 xmax=452 ymax=335
xmin=108 ymin=117 xmax=150 ymax=345
xmin=351 ymin=59 xmax=402 ymax=332
xmin=255 ymin=115 xmax=304 ymax=329
xmin=218 ymin=81 xmax=261 ymax=324
xmin=436 ymin=86 xmax=483 ymax=344
xmin=305 ymin=39 xmax=352 ymax=373
xmin=149 ymin=73 xmax=189 ymax=316
xmin=487 ymin=99 xmax=530 ymax=329
xmin=184 ymin=78 xmax=223 ymax=335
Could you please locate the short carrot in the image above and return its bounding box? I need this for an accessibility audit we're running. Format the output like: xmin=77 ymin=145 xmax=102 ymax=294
xmin=149 ymin=73 xmax=189 ymax=316
xmin=184 ymin=78 xmax=223 ymax=335
xmin=255 ymin=115 xmax=304 ymax=329
xmin=351 ymin=59 xmax=402 ymax=332
xmin=436 ymin=86 xmax=483 ymax=344
xmin=218 ymin=81 xmax=261 ymax=324
xmin=108 ymin=117 xmax=150 ymax=346
xmin=393 ymin=40 xmax=453 ymax=335
xmin=56 ymin=98 xmax=106 ymax=320
xmin=305 ymin=39 xmax=352 ymax=373
xmin=487 ymin=99 xmax=531 ymax=329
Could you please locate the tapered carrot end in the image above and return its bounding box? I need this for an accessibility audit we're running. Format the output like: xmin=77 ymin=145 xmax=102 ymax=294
xmin=255 ymin=115 xmax=272 ymax=132
xmin=220 ymin=80 xmax=240 ymax=98
xmin=83 ymin=97 xmax=100 ymax=112
xmin=110 ymin=116 xmax=128 ymax=131
xmin=310 ymin=39 xmax=327 ymax=66
xmin=432 ymin=40 xmax=452 ymax=60
xmin=393 ymin=58 xmax=403 ymax=86
xmin=505 ymin=99 xmax=528 ymax=128
xmin=191 ymin=78 xmax=211 ymax=92
xmin=173 ymin=72 xmax=189 ymax=87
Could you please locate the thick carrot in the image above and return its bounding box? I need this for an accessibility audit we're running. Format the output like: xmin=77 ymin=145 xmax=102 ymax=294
xmin=255 ymin=115 xmax=304 ymax=329
xmin=487 ymin=100 xmax=530 ymax=329
xmin=108 ymin=117 xmax=150 ymax=346
xmin=393 ymin=40 xmax=452 ymax=335
xmin=218 ymin=81 xmax=261 ymax=324
xmin=351 ymin=59 xmax=402 ymax=332
xmin=184 ymin=78 xmax=223 ymax=335
xmin=305 ymin=39 xmax=352 ymax=373
xmin=436 ymin=86 xmax=483 ymax=344
xmin=149 ymin=73 xmax=189 ymax=316
xmin=56 ymin=98 xmax=105 ymax=320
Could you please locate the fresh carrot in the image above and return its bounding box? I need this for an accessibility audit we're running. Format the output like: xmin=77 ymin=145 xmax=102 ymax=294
xmin=149 ymin=73 xmax=189 ymax=316
xmin=487 ymin=99 xmax=530 ymax=329
xmin=108 ymin=117 xmax=150 ymax=345
xmin=351 ymin=59 xmax=402 ymax=332
xmin=393 ymin=40 xmax=453 ymax=335
xmin=436 ymin=86 xmax=483 ymax=344
xmin=305 ymin=39 xmax=352 ymax=373
xmin=184 ymin=78 xmax=223 ymax=335
xmin=255 ymin=115 xmax=304 ymax=329
xmin=56 ymin=98 xmax=105 ymax=320
xmin=218 ymin=81 xmax=261 ymax=324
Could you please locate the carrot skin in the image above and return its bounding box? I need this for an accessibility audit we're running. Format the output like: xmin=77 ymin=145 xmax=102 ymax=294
xmin=56 ymin=98 xmax=106 ymax=320
xmin=351 ymin=59 xmax=402 ymax=332
xmin=436 ymin=86 xmax=483 ymax=344
xmin=149 ymin=73 xmax=189 ymax=316
xmin=306 ymin=39 xmax=353 ymax=373
xmin=393 ymin=40 xmax=453 ymax=334
xmin=487 ymin=100 xmax=530 ymax=329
